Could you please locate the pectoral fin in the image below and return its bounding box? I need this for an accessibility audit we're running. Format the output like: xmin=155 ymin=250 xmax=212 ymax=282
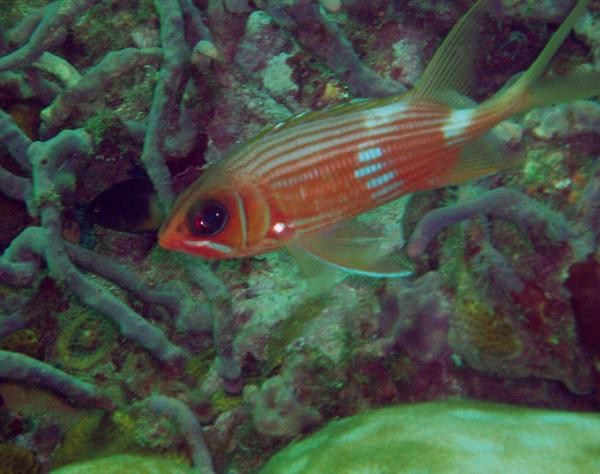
xmin=287 ymin=246 xmax=343 ymax=295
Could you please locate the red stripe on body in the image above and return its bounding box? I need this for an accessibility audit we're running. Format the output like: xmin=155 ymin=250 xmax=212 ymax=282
xmin=230 ymin=102 xmax=444 ymax=176
xmin=248 ymin=102 xmax=462 ymax=234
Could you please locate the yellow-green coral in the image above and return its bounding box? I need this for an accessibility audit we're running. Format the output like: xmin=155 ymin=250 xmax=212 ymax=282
xmin=99 ymin=410 xmax=142 ymax=452
xmin=55 ymin=305 xmax=117 ymax=370
xmin=130 ymin=411 xmax=177 ymax=452
xmin=51 ymin=412 xmax=105 ymax=466
xmin=106 ymin=409 xmax=191 ymax=461
xmin=110 ymin=410 xmax=136 ymax=435
xmin=185 ymin=348 xmax=216 ymax=382
xmin=265 ymin=296 xmax=329 ymax=370
xmin=0 ymin=444 xmax=41 ymax=474
xmin=211 ymin=389 xmax=242 ymax=415
xmin=52 ymin=409 xmax=161 ymax=468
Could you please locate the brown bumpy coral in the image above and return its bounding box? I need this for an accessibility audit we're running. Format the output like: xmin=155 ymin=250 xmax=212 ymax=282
xmin=454 ymin=297 xmax=522 ymax=360
xmin=450 ymin=272 xmax=523 ymax=364
xmin=0 ymin=329 xmax=43 ymax=360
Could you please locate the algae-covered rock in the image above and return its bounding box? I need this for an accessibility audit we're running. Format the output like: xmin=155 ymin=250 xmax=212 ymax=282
xmin=261 ymin=400 xmax=600 ymax=474
xmin=50 ymin=454 xmax=194 ymax=474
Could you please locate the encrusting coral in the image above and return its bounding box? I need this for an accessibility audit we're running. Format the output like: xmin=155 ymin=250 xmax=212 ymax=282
xmin=55 ymin=309 xmax=117 ymax=371
xmin=260 ymin=400 xmax=600 ymax=474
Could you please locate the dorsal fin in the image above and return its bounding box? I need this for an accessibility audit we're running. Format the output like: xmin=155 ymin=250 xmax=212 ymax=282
xmin=410 ymin=0 xmax=498 ymax=102
xmin=252 ymin=94 xmax=411 ymax=141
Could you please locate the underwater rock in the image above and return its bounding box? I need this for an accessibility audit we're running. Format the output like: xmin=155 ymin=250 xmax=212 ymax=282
xmin=86 ymin=177 xmax=163 ymax=233
xmin=501 ymin=0 xmax=574 ymax=22
xmin=262 ymin=53 xmax=299 ymax=101
xmin=244 ymin=366 xmax=322 ymax=438
xmin=50 ymin=454 xmax=194 ymax=474
xmin=574 ymin=10 xmax=600 ymax=67
xmin=0 ymin=192 xmax=29 ymax=250
xmin=565 ymin=254 xmax=600 ymax=353
xmin=449 ymin=243 xmax=594 ymax=395
xmin=261 ymin=400 xmax=600 ymax=474
xmin=391 ymin=38 xmax=425 ymax=86
xmin=523 ymin=100 xmax=600 ymax=140
xmin=378 ymin=272 xmax=451 ymax=363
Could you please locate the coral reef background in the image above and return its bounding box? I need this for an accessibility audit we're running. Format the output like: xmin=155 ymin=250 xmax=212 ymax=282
xmin=0 ymin=0 xmax=599 ymax=472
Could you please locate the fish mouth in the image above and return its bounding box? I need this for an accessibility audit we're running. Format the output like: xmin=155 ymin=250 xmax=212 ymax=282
xmin=157 ymin=219 xmax=180 ymax=251
xmin=158 ymin=235 xmax=180 ymax=251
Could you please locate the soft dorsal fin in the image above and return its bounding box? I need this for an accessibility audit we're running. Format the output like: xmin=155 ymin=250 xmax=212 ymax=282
xmin=410 ymin=0 xmax=498 ymax=102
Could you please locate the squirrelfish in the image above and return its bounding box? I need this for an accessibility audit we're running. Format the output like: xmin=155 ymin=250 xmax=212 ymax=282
xmin=159 ymin=0 xmax=600 ymax=277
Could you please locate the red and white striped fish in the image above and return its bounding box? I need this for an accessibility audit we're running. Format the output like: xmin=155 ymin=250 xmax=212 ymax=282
xmin=159 ymin=0 xmax=599 ymax=277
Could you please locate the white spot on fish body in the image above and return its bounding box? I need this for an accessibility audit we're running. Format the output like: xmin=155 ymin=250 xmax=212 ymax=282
xmin=273 ymin=222 xmax=286 ymax=234
xmin=354 ymin=163 xmax=384 ymax=178
xmin=357 ymin=147 xmax=383 ymax=162
xmin=443 ymin=108 xmax=474 ymax=144
xmin=364 ymin=102 xmax=410 ymax=129
xmin=371 ymin=180 xmax=404 ymax=200
xmin=367 ymin=171 xmax=395 ymax=189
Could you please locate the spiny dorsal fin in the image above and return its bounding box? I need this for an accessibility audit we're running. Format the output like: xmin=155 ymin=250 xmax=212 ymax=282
xmin=254 ymin=94 xmax=410 ymax=140
xmin=411 ymin=0 xmax=498 ymax=102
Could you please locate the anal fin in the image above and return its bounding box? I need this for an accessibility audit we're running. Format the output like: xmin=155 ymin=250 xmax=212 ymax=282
xmin=288 ymin=221 xmax=414 ymax=280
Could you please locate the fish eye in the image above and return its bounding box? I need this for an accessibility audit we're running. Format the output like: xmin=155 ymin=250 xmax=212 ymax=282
xmin=187 ymin=199 xmax=228 ymax=237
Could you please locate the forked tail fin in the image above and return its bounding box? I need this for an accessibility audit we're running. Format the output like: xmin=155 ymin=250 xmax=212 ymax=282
xmin=482 ymin=0 xmax=600 ymax=118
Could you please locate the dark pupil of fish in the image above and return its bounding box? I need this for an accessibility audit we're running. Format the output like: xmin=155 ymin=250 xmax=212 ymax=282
xmin=189 ymin=200 xmax=228 ymax=237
